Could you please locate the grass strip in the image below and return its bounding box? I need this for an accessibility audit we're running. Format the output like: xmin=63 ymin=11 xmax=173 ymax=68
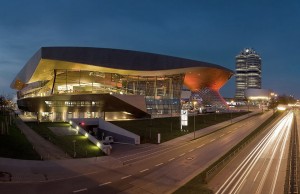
xmin=112 ymin=112 xmax=249 ymax=144
xmin=191 ymin=112 xmax=261 ymax=141
xmin=0 ymin=114 xmax=40 ymax=160
xmin=25 ymin=122 xmax=105 ymax=158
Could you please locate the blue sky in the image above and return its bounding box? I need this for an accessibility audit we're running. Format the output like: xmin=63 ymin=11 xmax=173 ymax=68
xmin=1 ymin=0 xmax=300 ymax=98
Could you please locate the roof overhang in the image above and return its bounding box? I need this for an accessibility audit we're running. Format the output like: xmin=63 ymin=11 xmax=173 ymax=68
xmin=11 ymin=47 xmax=234 ymax=91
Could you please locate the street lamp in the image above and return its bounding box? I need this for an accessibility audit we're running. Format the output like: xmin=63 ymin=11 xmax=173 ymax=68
xmin=247 ymin=100 xmax=250 ymax=112
xmin=73 ymin=140 xmax=76 ymax=158
xmin=193 ymin=101 xmax=196 ymax=139
xmin=231 ymin=111 xmax=232 ymax=123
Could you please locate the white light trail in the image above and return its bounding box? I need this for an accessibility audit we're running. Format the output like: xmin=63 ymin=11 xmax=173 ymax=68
xmin=216 ymin=112 xmax=293 ymax=194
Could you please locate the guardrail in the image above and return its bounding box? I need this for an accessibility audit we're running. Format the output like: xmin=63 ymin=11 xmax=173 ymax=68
xmin=285 ymin=115 xmax=298 ymax=194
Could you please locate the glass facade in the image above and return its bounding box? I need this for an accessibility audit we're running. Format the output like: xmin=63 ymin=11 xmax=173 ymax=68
xmin=18 ymin=69 xmax=184 ymax=116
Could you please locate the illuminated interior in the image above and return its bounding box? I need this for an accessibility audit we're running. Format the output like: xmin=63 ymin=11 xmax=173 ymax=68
xmin=11 ymin=47 xmax=234 ymax=121
xmin=18 ymin=70 xmax=184 ymax=116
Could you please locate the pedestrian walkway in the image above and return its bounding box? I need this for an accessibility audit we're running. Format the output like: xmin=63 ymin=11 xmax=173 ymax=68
xmin=15 ymin=116 xmax=71 ymax=160
xmin=0 ymin=156 xmax=123 ymax=182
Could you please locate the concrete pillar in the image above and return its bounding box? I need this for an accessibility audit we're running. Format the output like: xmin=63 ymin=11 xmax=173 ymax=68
xmin=37 ymin=112 xmax=41 ymax=122
xmin=62 ymin=112 xmax=67 ymax=121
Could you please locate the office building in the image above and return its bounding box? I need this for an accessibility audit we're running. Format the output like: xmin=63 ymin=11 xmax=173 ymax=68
xmin=235 ymin=48 xmax=261 ymax=100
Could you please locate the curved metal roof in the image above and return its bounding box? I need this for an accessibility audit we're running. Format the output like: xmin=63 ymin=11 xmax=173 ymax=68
xmin=11 ymin=47 xmax=234 ymax=91
xmin=40 ymin=47 xmax=231 ymax=71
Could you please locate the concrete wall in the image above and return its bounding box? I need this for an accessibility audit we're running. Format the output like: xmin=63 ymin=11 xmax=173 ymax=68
xmin=97 ymin=128 xmax=136 ymax=144
xmin=99 ymin=118 xmax=140 ymax=144
xmin=70 ymin=118 xmax=140 ymax=145
xmin=68 ymin=119 xmax=110 ymax=154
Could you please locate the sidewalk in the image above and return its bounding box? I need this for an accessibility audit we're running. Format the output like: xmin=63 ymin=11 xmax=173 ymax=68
xmin=0 ymin=111 xmax=268 ymax=183
xmin=0 ymin=156 xmax=123 ymax=182
xmin=15 ymin=116 xmax=71 ymax=160
xmin=163 ymin=111 xmax=261 ymax=146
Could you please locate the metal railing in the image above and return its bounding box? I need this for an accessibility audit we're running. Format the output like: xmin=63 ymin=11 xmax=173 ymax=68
xmin=286 ymin=115 xmax=298 ymax=194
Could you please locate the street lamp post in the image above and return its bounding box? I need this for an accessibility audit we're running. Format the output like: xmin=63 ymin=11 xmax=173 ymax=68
xmin=230 ymin=108 xmax=233 ymax=124
xmin=247 ymin=100 xmax=250 ymax=112
xmin=170 ymin=105 xmax=173 ymax=133
xmin=193 ymin=101 xmax=197 ymax=139
xmin=193 ymin=101 xmax=196 ymax=139
xmin=73 ymin=140 xmax=76 ymax=158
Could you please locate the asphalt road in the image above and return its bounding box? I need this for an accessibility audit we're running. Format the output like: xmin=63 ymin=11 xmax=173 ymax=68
xmin=0 ymin=112 xmax=272 ymax=194
xmin=210 ymin=111 xmax=293 ymax=194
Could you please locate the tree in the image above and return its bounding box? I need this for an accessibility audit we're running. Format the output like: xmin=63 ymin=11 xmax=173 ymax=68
xmin=268 ymin=97 xmax=278 ymax=112
xmin=0 ymin=95 xmax=11 ymax=115
xmin=277 ymin=94 xmax=296 ymax=105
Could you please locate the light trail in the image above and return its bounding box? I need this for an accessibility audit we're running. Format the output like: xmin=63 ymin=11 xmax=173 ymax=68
xmin=216 ymin=112 xmax=293 ymax=194
xmin=216 ymin=115 xmax=287 ymax=193
xmin=255 ymin=112 xmax=291 ymax=194
xmin=269 ymin=117 xmax=291 ymax=194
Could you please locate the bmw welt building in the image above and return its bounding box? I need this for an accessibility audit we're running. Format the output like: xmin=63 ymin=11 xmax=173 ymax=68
xmin=11 ymin=47 xmax=233 ymax=121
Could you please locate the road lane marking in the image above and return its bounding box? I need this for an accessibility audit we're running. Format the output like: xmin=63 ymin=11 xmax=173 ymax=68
xmin=188 ymin=149 xmax=194 ymax=152
xmin=215 ymin=112 xmax=294 ymax=194
xmin=73 ymin=188 xmax=87 ymax=193
xmin=197 ymin=144 xmax=204 ymax=148
xmin=140 ymin=169 xmax=149 ymax=172
xmin=179 ymin=153 xmax=185 ymax=157
xmin=169 ymin=158 xmax=175 ymax=161
xmin=210 ymin=139 xmax=215 ymax=142
xmin=99 ymin=182 xmax=112 ymax=187
xmin=121 ymin=175 xmax=132 ymax=179
xmin=254 ymin=171 xmax=260 ymax=182
xmin=155 ymin=163 xmax=163 ymax=167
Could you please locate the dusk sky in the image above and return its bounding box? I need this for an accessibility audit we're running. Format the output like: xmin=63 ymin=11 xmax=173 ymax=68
xmin=1 ymin=0 xmax=300 ymax=98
